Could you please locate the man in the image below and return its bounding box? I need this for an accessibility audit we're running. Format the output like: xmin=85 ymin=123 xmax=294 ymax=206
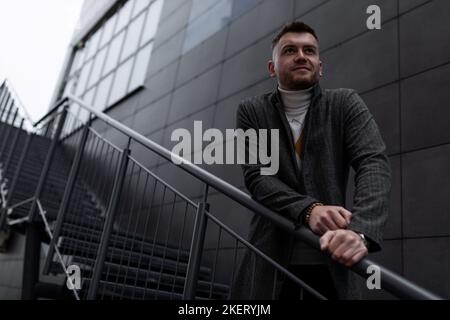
xmin=232 ymin=21 xmax=391 ymax=299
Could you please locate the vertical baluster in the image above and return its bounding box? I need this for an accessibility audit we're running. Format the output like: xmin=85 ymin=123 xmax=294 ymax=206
xmin=183 ymin=184 xmax=210 ymax=300
xmin=86 ymin=138 xmax=131 ymax=300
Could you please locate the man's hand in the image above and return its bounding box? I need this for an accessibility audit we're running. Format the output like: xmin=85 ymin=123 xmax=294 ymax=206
xmin=320 ymin=230 xmax=368 ymax=267
xmin=308 ymin=205 xmax=352 ymax=235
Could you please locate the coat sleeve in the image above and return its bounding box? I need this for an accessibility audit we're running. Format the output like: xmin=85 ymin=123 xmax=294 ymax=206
xmin=236 ymin=101 xmax=320 ymax=227
xmin=343 ymin=90 xmax=392 ymax=252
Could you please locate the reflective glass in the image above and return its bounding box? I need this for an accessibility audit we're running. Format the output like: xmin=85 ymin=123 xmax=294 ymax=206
xmin=86 ymin=29 xmax=102 ymax=60
xmin=120 ymin=12 xmax=146 ymax=62
xmin=132 ymin=0 xmax=151 ymax=18
xmin=115 ymin=0 xmax=133 ymax=34
xmin=88 ymin=47 xmax=108 ymax=88
xmin=129 ymin=42 xmax=153 ymax=91
xmin=75 ymin=59 xmax=93 ymax=96
xmin=103 ymin=31 xmax=126 ymax=76
xmin=140 ymin=0 xmax=163 ymax=45
xmin=94 ymin=73 xmax=114 ymax=110
xmin=99 ymin=14 xmax=117 ymax=48
xmin=108 ymin=58 xmax=134 ymax=105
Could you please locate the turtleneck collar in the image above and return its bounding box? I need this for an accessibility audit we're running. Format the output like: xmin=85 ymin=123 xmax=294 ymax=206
xmin=278 ymin=85 xmax=313 ymax=112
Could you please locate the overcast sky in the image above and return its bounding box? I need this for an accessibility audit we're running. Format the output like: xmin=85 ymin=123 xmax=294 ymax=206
xmin=0 ymin=0 xmax=83 ymax=122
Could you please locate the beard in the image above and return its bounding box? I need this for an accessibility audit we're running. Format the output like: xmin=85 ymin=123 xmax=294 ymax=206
xmin=286 ymin=70 xmax=319 ymax=90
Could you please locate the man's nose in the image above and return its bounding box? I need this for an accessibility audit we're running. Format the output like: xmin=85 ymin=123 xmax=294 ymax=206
xmin=294 ymin=50 xmax=307 ymax=62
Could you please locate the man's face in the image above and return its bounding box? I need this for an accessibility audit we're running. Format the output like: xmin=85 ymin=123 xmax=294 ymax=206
xmin=268 ymin=32 xmax=323 ymax=90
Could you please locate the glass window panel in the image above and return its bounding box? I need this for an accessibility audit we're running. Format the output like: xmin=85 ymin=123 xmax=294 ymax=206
xmin=63 ymin=78 xmax=76 ymax=96
xmin=69 ymin=102 xmax=80 ymax=121
xmin=183 ymin=0 xmax=232 ymax=53
xmin=132 ymin=0 xmax=151 ymax=18
xmin=94 ymin=73 xmax=114 ymax=110
xmin=120 ymin=12 xmax=146 ymax=62
xmin=75 ymin=48 xmax=86 ymax=70
xmin=88 ymin=47 xmax=108 ymax=88
xmin=99 ymin=14 xmax=117 ymax=48
xmin=108 ymin=58 xmax=134 ymax=105
xmin=69 ymin=51 xmax=82 ymax=77
xmin=129 ymin=42 xmax=153 ymax=91
xmin=115 ymin=0 xmax=133 ymax=34
xmin=83 ymin=87 xmax=96 ymax=107
xmin=103 ymin=31 xmax=126 ymax=76
xmin=140 ymin=0 xmax=164 ymax=45
xmin=75 ymin=59 xmax=93 ymax=96
xmin=86 ymin=29 xmax=102 ymax=60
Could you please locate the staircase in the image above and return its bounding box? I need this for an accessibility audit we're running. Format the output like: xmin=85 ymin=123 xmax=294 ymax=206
xmin=0 ymin=92 xmax=230 ymax=300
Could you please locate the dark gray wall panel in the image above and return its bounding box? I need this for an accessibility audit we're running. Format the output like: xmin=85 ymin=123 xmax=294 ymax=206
xmin=176 ymin=27 xmax=228 ymax=86
xmin=402 ymin=144 xmax=450 ymax=238
xmin=301 ymin=0 xmax=397 ymax=51
xmin=168 ymin=65 xmax=222 ymax=124
xmin=401 ymin=63 xmax=450 ymax=152
xmin=400 ymin=0 xmax=450 ymax=77
xmin=404 ymin=237 xmax=450 ymax=298
xmin=154 ymin=0 xmax=191 ymax=48
xmin=225 ymin=0 xmax=294 ymax=59
xmin=147 ymin=29 xmax=185 ymax=77
xmin=320 ymin=20 xmax=398 ymax=93
xmin=219 ymin=34 xmax=273 ymax=100
xmin=361 ymin=83 xmax=400 ymax=155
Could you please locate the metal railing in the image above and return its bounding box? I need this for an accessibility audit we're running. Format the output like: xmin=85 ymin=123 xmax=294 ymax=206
xmin=0 ymin=84 xmax=443 ymax=300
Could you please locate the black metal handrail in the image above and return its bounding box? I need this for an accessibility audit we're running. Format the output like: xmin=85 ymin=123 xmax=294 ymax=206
xmin=2 ymin=88 xmax=443 ymax=300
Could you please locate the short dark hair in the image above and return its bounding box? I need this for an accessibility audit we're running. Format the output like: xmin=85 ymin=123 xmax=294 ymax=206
xmin=271 ymin=21 xmax=318 ymax=50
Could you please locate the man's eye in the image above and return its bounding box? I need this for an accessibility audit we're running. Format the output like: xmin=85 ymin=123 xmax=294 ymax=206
xmin=285 ymin=47 xmax=295 ymax=54
xmin=304 ymin=48 xmax=316 ymax=54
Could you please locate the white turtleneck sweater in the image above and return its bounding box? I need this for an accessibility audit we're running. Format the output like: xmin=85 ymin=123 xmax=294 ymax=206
xmin=279 ymin=86 xmax=326 ymax=265
xmin=278 ymin=86 xmax=313 ymax=169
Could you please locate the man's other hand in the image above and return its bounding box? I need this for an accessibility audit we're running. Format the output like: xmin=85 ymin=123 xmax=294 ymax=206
xmin=320 ymin=230 xmax=368 ymax=267
xmin=308 ymin=205 xmax=352 ymax=235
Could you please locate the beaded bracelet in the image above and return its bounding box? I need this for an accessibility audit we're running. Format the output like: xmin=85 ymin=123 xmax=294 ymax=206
xmin=304 ymin=202 xmax=324 ymax=225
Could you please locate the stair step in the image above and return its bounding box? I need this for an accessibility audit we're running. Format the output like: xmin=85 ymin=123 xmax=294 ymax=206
xmin=60 ymin=222 xmax=190 ymax=262
xmin=51 ymin=256 xmax=228 ymax=298
xmin=56 ymin=237 xmax=212 ymax=279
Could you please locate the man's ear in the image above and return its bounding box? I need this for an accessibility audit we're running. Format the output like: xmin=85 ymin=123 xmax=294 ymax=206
xmin=268 ymin=60 xmax=276 ymax=78
xmin=319 ymin=60 xmax=323 ymax=77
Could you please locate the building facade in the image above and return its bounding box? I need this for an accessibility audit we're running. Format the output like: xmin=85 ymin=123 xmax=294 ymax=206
xmin=1 ymin=0 xmax=449 ymax=299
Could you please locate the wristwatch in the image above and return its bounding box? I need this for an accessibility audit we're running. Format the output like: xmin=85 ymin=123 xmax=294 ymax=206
xmin=359 ymin=233 xmax=370 ymax=249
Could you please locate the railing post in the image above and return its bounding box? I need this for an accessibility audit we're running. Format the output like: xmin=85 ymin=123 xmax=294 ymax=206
xmin=86 ymin=139 xmax=131 ymax=300
xmin=21 ymin=219 xmax=42 ymax=300
xmin=0 ymin=134 xmax=33 ymax=230
xmin=43 ymin=121 xmax=91 ymax=275
xmin=183 ymin=184 xmax=210 ymax=300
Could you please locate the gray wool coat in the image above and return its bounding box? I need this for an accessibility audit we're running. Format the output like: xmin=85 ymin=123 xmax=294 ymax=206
xmin=231 ymin=83 xmax=391 ymax=300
